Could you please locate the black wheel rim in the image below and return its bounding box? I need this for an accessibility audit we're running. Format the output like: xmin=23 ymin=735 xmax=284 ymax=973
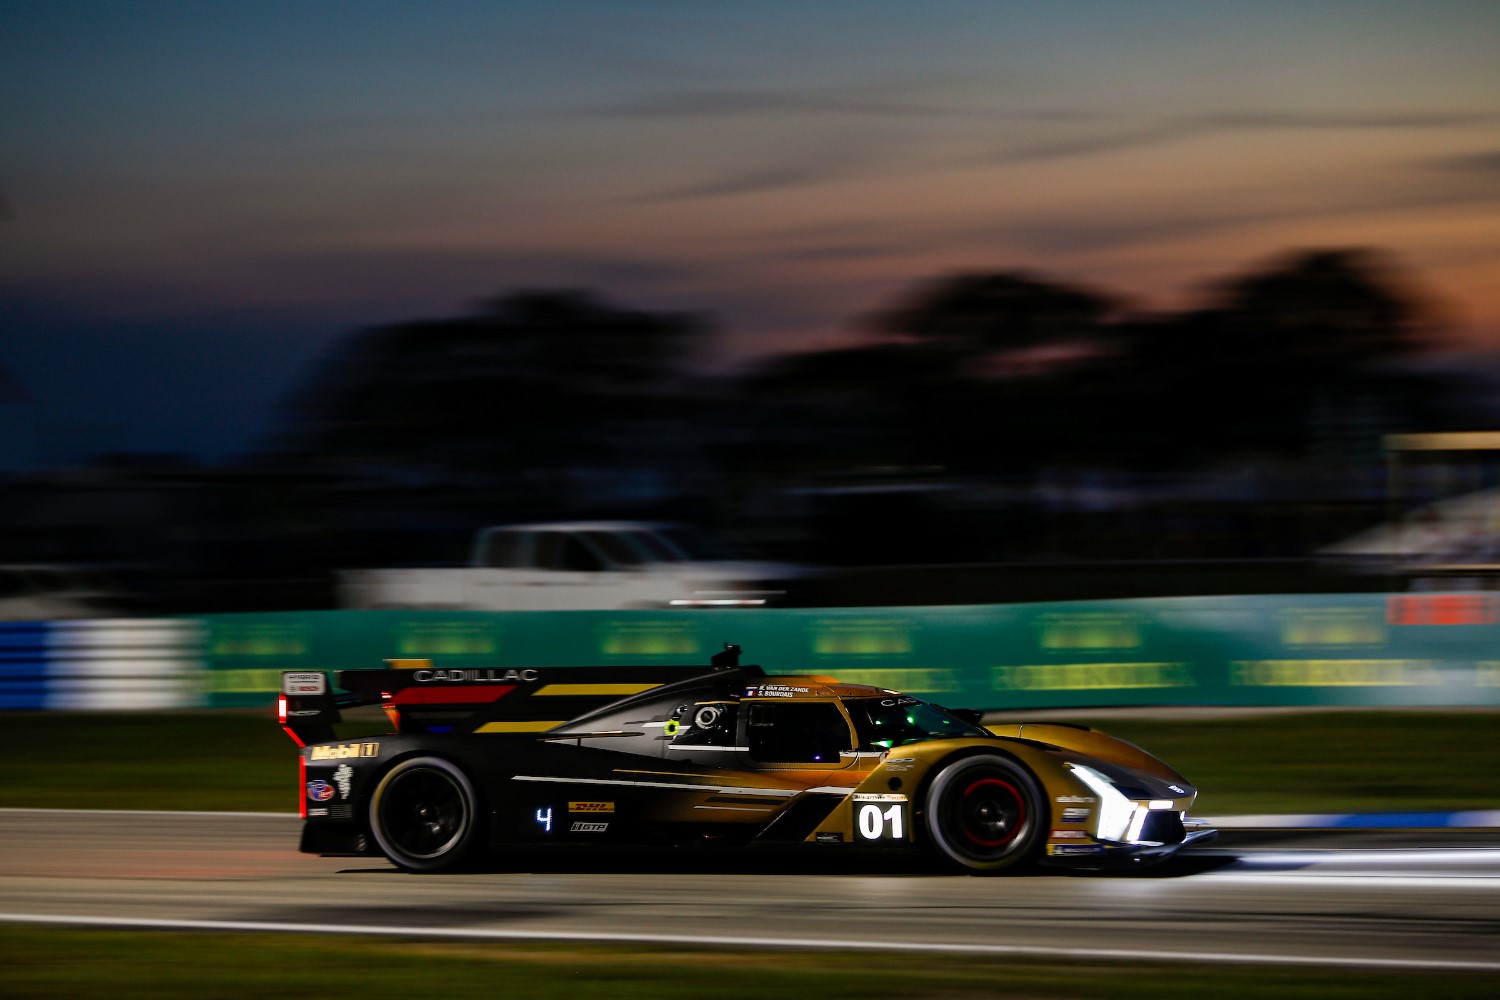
xmin=933 ymin=765 xmax=1033 ymax=864
xmin=380 ymin=767 xmax=468 ymax=860
xmin=955 ymin=776 xmax=1025 ymax=850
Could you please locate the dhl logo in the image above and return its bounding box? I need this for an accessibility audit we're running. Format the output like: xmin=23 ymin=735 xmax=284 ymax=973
xmin=568 ymin=801 xmax=615 ymax=813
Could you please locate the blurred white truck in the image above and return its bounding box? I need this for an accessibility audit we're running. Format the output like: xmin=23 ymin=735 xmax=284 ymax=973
xmin=338 ymin=521 xmax=807 ymax=611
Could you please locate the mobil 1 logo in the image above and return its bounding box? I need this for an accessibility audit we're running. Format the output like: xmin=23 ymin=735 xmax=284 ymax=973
xmin=853 ymin=793 xmax=909 ymax=843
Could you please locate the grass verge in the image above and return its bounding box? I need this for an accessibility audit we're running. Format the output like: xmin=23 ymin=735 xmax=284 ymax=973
xmin=2 ymin=929 xmax=1496 ymax=1000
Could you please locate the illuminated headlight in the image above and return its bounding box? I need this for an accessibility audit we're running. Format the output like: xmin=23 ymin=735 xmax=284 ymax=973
xmin=1068 ymin=763 xmax=1135 ymax=843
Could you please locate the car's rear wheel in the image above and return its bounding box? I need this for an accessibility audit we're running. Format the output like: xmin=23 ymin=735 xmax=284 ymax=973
xmin=368 ymin=756 xmax=482 ymax=872
xmin=922 ymin=754 xmax=1045 ymax=874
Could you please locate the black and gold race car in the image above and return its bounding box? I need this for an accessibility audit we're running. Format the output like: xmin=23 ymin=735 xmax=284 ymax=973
xmin=279 ymin=645 xmax=1214 ymax=874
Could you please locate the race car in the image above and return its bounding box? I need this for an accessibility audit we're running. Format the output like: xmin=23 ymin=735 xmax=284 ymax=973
xmin=278 ymin=644 xmax=1215 ymax=874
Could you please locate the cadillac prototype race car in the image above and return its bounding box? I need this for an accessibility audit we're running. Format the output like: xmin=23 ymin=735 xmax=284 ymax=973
xmin=279 ymin=645 xmax=1215 ymax=874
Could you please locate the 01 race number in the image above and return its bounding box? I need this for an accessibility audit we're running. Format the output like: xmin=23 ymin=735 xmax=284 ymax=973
xmin=854 ymin=795 xmax=907 ymax=842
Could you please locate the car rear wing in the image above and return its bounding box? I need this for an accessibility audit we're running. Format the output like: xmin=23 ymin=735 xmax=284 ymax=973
xmin=277 ymin=670 xmax=355 ymax=746
xmin=279 ymin=643 xmax=756 ymax=746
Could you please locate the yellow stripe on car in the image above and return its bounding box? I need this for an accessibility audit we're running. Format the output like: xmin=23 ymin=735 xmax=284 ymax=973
xmin=534 ymin=683 xmax=661 ymax=696
xmin=474 ymin=721 xmax=568 ymax=733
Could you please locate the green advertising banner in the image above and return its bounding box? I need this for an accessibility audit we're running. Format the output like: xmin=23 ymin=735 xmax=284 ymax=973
xmin=198 ymin=591 xmax=1500 ymax=710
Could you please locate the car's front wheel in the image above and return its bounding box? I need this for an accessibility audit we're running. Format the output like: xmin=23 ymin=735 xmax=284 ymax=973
xmin=368 ymin=756 xmax=482 ymax=872
xmin=922 ymin=753 xmax=1045 ymax=874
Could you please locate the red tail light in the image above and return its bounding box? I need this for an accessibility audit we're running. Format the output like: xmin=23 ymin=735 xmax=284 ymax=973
xmin=298 ymin=754 xmax=307 ymax=818
xmin=278 ymin=695 xmax=306 ymax=747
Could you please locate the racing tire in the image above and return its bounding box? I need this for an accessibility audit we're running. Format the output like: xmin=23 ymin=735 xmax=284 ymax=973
xmin=922 ymin=753 xmax=1045 ymax=874
xmin=368 ymin=756 xmax=483 ymax=872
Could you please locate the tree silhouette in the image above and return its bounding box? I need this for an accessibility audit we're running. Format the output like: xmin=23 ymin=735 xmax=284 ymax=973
xmin=725 ymin=248 xmax=1471 ymax=490
xmin=280 ymin=289 xmax=707 ymax=487
xmin=1111 ymin=248 xmax=1445 ymax=466
xmin=729 ymin=270 xmax=1118 ymax=479
xmin=1211 ymin=248 xmax=1424 ymax=368
xmin=260 ymin=249 xmax=1478 ymax=572
xmin=874 ymin=270 xmax=1115 ymax=357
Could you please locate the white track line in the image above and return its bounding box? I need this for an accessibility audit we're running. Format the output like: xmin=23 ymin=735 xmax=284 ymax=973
xmin=2 ymin=913 xmax=1499 ymax=972
xmin=1206 ymin=873 xmax=1500 ymax=890
xmin=1225 ymin=848 xmax=1500 ymax=865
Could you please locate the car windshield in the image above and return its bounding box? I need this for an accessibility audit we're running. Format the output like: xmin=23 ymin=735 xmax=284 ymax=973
xmin=654 ymin=526 xmax=746 ymax=562
xmin=582 ymin=530 xmax=657 ymax=566
xmin=848 ymin=696 xmax=988 ymax=749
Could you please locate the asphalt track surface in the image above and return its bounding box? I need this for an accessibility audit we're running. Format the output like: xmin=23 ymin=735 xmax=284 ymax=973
xmin=3 ymin=809 xmax=1500 ymax=971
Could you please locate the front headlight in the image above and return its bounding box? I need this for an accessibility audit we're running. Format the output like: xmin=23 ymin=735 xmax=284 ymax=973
xmin=1068 ymin=763 xmax=1135 ymax=843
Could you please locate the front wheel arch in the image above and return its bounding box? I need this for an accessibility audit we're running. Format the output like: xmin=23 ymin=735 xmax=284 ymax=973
xmin=919 ymin=751 xmax=1047 ymax=875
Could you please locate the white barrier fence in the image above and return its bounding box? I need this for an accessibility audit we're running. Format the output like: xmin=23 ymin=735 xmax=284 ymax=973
xmin=45 ymin=619 xmax=204 ymax=710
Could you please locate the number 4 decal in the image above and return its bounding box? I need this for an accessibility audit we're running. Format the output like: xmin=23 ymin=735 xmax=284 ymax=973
xmin=854 ymin=795 xmax=908 ymax=841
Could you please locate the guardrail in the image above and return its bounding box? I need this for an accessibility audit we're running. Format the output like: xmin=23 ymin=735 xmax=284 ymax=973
xmin=0 ymin=620 xmax=202 ymax=710
xmin=6 ymin=592 xmax=1500 ymax=711
xmin=0 ymin=622 xmax=48 ymax=709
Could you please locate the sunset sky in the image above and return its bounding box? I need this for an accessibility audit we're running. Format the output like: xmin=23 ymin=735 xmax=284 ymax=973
xmin=3 ymin=1 xmax=1500 ymax=459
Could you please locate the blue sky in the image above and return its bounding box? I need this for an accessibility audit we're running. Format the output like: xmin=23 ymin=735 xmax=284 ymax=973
xmin=4 ymin=1 xmax=1500 ymax=460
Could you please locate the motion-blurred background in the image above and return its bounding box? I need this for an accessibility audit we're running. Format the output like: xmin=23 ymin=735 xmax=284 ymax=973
xmin=4 ymin=2 xmax=1500 ymax=617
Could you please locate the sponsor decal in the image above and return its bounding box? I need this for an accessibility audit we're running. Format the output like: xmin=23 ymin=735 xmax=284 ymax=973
xmin=815 ymin=832 xmax=843 ymax=844
xmin=396 ymin=621 xmax=495 ymax=656
xmin=809 ymin=619 xmax=915 ymax=658
xmin=1051 ymin=830 xmax=1087 ymax=839
xmin=281 ymin=672 xmax=326 ymax=696
xmin=286 ymin=709 xmax=322 ymax=717
xmin=568 ymin=801 xmax=615 ymax=813
xmin=994 ymin=662 xmax=1194 ymax=691
xmin=1061 ymin=807 xmax=1091 ymax=823
xmin=852 ymin=793 xmax=908 ymax=802
xmin=599 ymin=622 xmax=700 ymax=657
xmin=412 ymin=668 xmax=539 ymax=684
xmin=1056 ymin=795 xmax=1096 ymax=804
xmin=1050 ymin=844 xmax=1107 ymax=856
xmin=1229 ymin=659 xmax=1432 ymax=687
xmin=306 ymin=780 xmax=335 ymax=802
xmin=744 ymin=684 xmax=812 ymax=698
xmin=1282 ymin=607 xmax=1386 ymax=646
xmin=308 ymin=807 xmax=329 ymax=817
xmin=1037 ymin=613 xmax=1143 ymax=651
xmin=332 ymin=764 xmax=354 ymax=799
xmin=310 ymin=742 xmax=379 ymax=761
xmin=571 ymin=821 xmax=608 ymax=833
xmin=1167 ymin=784 xmax=1186 ymax=795
xmin=1388 ymin=593 xmax=1499 ymax=627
